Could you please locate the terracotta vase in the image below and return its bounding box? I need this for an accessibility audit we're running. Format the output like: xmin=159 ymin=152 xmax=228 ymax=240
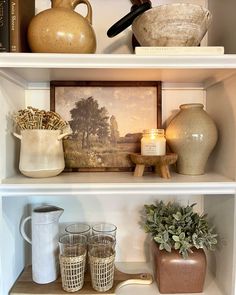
xmin=152 ymin=241 xmax=207 ymax=293
xmin=28 ymin=0 xmax=96 ymax=53
xmin=166 ymin=103 xmax=218 ymax=175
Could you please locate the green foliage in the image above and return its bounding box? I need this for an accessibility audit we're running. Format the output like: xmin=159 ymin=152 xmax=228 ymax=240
xmin=143 ymin=201 xmax=218 ymax=259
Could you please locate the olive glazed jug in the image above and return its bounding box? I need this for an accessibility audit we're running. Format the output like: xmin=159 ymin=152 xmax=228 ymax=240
xmin=166 ymin=103 xmax=218 ymax=175
xmin=28 ymin=0 xmax=96 ymax=53
xmin=13 ymin=130 xmax=69 ymax=178
xmin=20 ymin=205 xmax=64 ymax=284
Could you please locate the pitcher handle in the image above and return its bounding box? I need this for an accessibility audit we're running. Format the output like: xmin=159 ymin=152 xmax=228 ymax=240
xmin=13 ymin=132 xmax=22 ymax=140
xmin=20 ymin=216 xmax=32 ymax=244
xmin=71 ymin=0 xmax=93 ymax=24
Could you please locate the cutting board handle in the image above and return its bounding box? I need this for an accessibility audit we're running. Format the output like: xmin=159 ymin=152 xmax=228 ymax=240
xmin=116 ymin=273 xmax=153 ymax=290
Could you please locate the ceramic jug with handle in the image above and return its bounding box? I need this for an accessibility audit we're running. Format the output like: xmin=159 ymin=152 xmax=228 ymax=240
xmin=20 ymin=205 xmax=64 ymax=284
xmin=28 ymin=0 xmax=96 ymax=53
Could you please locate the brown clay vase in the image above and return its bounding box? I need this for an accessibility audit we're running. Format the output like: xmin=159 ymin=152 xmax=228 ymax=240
xmin=152 ymin=241 xmax=207 ymax=293
xmin=28 ymin=0 xmax=96 ymax=53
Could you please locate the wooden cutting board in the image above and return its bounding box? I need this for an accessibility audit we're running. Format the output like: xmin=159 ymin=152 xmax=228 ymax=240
xmin=10 ymin=266 xmax=153 ymax=295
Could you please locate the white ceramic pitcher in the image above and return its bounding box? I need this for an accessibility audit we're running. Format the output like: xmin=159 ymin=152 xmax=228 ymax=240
xmin=20 ymin=205 xmax=64 ymax=284
xmin=13 ymin=129 xmax=69 ymax=178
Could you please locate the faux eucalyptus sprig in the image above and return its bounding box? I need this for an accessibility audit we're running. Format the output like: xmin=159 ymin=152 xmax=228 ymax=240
xmin=143 ymin=201 xmax=218 ymax=259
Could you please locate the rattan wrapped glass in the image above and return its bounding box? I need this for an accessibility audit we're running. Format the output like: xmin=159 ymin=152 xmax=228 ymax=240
xmin=59 ymin=234 xmax=87 ymax=292
xmin=88 ymin=234 xmax=116 ymax=292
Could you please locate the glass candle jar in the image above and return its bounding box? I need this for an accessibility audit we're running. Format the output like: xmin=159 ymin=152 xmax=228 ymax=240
xmin=141 ymin=129 xmax=166 ymax=156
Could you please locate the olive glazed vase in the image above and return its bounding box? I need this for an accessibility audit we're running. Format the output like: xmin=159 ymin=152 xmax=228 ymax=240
xmin=166 ymin=103 xmax=218 ymax=175
xmin=28 ymin=0 xmax=96 ymax=53
xmin=152 ymin=242 xmax=207 ymax=293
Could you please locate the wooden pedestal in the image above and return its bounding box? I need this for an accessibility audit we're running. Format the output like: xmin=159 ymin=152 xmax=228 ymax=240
xmin=130 ymin=153 xmax=178 ymax=179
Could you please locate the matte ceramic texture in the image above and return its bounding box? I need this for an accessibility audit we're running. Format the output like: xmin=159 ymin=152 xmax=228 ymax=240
xmin=28 ymin=0 xmax=96 ymax=53
xmin=132 ymin=3 xmax=212 ymax=46
xmin=20 ymin=206 xmax=64 ymax=284
xmin=14 ymin=129 xmax=66 ymax=178
xmin=152 ymin=242 xmax=207 ymax=293
xmin=166 ymin=103 xmax=218 ymax=175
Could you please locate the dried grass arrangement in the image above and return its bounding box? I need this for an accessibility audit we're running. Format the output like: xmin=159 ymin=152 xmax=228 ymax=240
xmin=13 ymin=106 xmax=69 ymax=131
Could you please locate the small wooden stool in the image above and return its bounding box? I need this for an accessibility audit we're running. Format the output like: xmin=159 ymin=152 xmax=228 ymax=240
xmin=130 ymin=153 xmax=178 ymax=179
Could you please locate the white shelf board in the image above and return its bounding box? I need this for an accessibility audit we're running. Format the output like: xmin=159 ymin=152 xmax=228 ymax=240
xmin=2 ymin=53 xmax=236 ymax=68
xmin=115 ymin=262 xmax=223 ymax=295
xmin=1 ymin=54 xmax=236 ymax=87
xmin=1 ymin=172 xmax=235 ymax=196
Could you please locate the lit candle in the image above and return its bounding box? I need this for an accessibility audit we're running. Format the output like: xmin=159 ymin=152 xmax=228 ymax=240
xmin=141 ymin=129 xmax=166 ymax=156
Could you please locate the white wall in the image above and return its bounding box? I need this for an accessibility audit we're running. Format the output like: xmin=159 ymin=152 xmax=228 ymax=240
xmin=204 ymin=195 xmax=236 ymax=295
xmin=27 ymin=194 xmax=203 ymax=262
xmin=0 ymin=75 xmax=25 ymax=180
xmin=1 ymin=197 xmax=30 ymax=295
xmin=208 ymin=0 xmax=236 ymax=53
xmin=206 ymin=74 xmax=236 ymax=180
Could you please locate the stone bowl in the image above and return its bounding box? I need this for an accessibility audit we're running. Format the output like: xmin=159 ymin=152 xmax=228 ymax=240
xmin=132 ymin=3 xmax=212 ymax=46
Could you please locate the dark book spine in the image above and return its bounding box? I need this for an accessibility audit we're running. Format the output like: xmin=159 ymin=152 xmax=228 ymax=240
xmin=10 ymin=0 xmax=34 ymax=52
xmin=10 ymin=0 xmax=17 ymax=52
xmin=0 ymin=0 xmax=9 ymax=52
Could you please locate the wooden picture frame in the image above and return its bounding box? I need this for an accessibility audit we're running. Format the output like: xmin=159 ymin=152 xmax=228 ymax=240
xmin=50 ymin=81 xmax=162 ymax=171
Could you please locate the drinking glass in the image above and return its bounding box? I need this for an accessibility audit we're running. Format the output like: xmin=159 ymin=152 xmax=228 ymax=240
xmin=65 ymin=223 xmax=91 ymax=272
xmin=65 ymin=223 xmax=91 ymax=237
xmin=59 ymin=234 xmax=87 ymax=292
xmin=88 ymin=234 xmax=116 ymax=292
xmin=92 ymin=223 xmax=117 ymax=237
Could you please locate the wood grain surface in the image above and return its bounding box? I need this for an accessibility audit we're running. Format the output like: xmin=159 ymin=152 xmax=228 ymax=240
xmin=10 ymin=266 xmax=153 ymax=295
xmin=130 ymin=153 xmax=178 ymax=178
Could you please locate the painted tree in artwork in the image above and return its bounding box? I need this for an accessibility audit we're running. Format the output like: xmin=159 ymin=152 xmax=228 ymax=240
xmin=69 ymin=97 xmax=109 ymax=149
xmin=97 ymin=107 xmax=110 ymax=144
xmin=110 ymin=115 xmax=120 ymax=145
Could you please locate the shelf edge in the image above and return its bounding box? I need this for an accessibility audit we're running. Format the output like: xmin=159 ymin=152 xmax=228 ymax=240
xmin=1 ymin=182 xmax=235 ymax=196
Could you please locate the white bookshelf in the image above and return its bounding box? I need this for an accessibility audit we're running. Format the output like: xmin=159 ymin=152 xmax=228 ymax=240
xmin=1 ymin=0 xmax=236 ymax=294
xmin=1 ymin=172 xmax=235 ymax=196
xmin=1 ymin=55 xmax=236 ymax=295
xmin=0 ymin=54 xmax=236 ymax=88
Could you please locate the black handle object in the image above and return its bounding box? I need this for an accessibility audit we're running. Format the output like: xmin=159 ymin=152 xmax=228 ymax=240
xmin=107 ymin=2 xmax=152 ymax=38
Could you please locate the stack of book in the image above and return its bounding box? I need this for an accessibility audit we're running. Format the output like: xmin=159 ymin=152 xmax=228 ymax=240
xmin=0 ymin=0 xmax=35 ymax=52
xmin=134 ymin=46 xmax=225 ymax=56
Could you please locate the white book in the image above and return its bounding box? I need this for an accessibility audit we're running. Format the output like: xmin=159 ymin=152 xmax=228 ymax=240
xmin=135 ymin=46 xmax=225 ymax=56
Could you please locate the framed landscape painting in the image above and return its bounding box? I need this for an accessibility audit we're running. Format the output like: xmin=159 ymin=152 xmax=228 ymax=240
xmin=50 ymin=81 xmax=162 ymax=171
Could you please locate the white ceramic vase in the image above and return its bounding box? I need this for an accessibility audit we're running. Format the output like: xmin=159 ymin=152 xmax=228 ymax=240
xmin=20 ymin=205 xmax=64 ymax=284
xmin=13 ymin=129 xmax=69 ymax=177
xmin=166 ymin=103 xmax=218 ymax=175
